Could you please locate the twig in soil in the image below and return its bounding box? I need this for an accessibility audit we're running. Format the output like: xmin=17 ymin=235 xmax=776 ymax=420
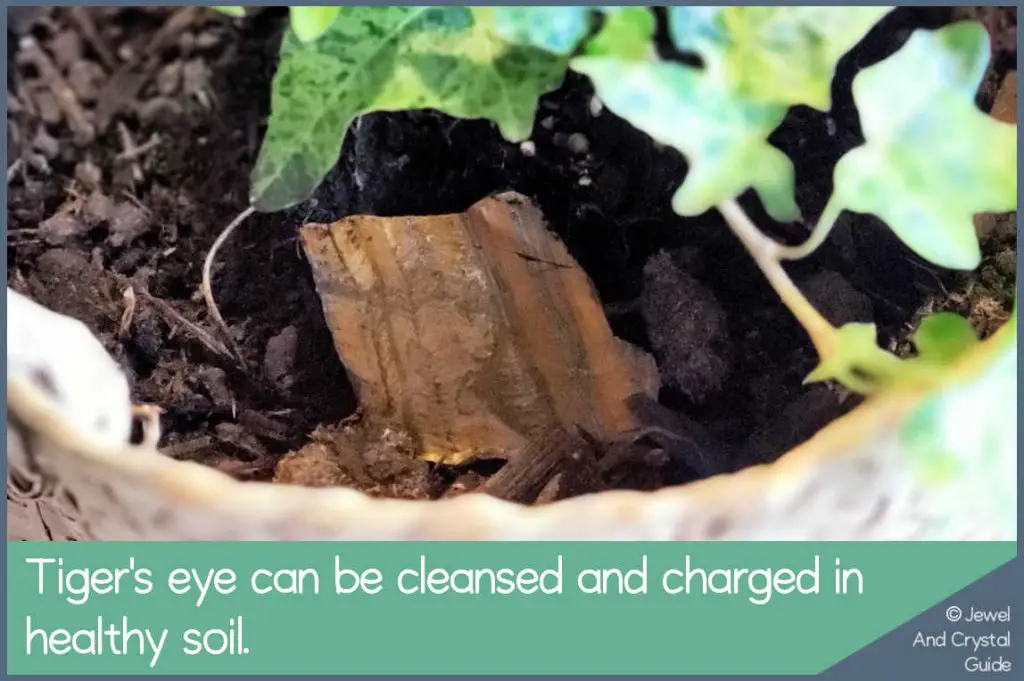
xmin=477 ymin=428 xmax=590 ymax=504
xmin=7 ymin=158 xmax=25 ymax=184
xmin=115 ymin=133 xmax=161 ymax=162
xmin=7 ymin=236 xmax=42 ymax=246
xmin=67 ymin=8 xmax=119 ymax=71
xmin=118 ymin=285 xmax=137 ymax=340
xmin=115 ymin=122 xmax=145 ymax=184
xmin=135 ymin=288 xmax=235 ymax=361
xmin=18 ymin=37 xmax=95 ymax=146
xmin=201 ymin=205 xmax=256 ymax=372
xmin=118 ymin=190 xmax=153 ymax=215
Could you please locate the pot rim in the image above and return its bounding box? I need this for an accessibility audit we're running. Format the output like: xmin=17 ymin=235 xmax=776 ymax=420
xmin=7 ymin=313 xmax=1013 ymax=539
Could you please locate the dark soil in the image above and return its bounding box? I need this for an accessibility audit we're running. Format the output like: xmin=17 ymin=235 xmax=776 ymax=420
xmin=7 ymin=8 xmax=1017 ymax=496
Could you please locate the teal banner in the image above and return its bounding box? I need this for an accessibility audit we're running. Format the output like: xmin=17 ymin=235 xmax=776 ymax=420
xmin=6 ymin=542 xmax=1015 ymax=675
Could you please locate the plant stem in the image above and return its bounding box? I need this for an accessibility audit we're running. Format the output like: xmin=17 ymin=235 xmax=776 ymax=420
xmin=201 ymin=204 xmax=256 ymax=373
xmin=718 ymin=200 xmax=837 ymax=358
xmin=776 ymin=198 xmax=841 ymax=261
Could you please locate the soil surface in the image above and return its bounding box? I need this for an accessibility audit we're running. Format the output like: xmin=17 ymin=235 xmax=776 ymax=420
xmin=7 ymin=8 xmax=1018 ymax=499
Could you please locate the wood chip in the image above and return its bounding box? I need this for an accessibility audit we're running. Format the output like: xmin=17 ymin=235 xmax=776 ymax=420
xmin=478 ymin=429 xmax=589 ymax=504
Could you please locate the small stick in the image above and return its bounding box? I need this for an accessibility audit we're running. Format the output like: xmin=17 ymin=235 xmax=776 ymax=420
xmin=201 ymin=205 xmax=256 ymax=372
xmin=118 ymin=285 xmax=137 ymax=340
xmin=116 ymin=122 xmax=145 ymax=183
xmin=18 ymin=37 xmax=95 ymax=145
xmin=478 ymin=429 xmax=587 ymax=504
xmin=67 ymin=7 xmax=118 ymax=71
xmin=115 ymin=133 xmax=160 ymax=162
xmin=7 ymin=158 xmax=25 ymax=184
xmin=135 ymin=288 xmax=235 ymax=361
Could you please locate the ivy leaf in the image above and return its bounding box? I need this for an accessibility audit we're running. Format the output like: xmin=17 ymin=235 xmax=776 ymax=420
xmin=805 ymin=323 xmax=906 ymax=393
xmin=830 ymin=22 xmax=1018 ymax=270
xmin=289 ymin=6 xmax=342 ymax=44
xmin=492 ymin=7 xmax=591 ymax=55
xmin=493 ymin=7 xmax=656 ymax=61
xmin=211 ymin=6 xmax=244 ymax=18
xmin=571 ymin=56 xmax=799 ymax=221
xmin=807 ymin=313 xmax=983 ymax=394
xmin=911 ymin=312 xmax=979 ymax=364
xmin=252 ymin=7 xmax=568 ymax=212
xmin=899 ymin=316 xmax=1015 ymax=516
xmin=585 ymin=8 xmax=656 ymax=61
xmin=668 ymin=7 xmax=892 ymax=110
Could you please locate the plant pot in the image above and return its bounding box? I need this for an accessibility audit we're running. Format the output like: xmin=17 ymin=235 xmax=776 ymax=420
xmin=7 ymin=287 xmax=1016 ymax=541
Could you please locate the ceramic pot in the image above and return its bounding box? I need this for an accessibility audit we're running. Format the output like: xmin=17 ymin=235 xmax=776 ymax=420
xmin=6 ymin=288 xmax=1016 ymax=541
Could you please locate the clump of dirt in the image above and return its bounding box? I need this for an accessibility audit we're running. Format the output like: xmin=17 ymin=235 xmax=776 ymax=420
xmin=7 ymin=7 xmax=1017 ymax=500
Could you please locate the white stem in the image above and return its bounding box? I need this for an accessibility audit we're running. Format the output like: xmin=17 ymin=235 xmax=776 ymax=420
xmin=201 ymin=205 xmax=256 ymax=371
xmin=776 ymin=199 xmax=842 ymax=261
xmin=718 ymin=200 xmax=837 ymax=358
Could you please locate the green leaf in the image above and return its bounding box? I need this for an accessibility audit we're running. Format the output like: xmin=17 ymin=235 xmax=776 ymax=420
xmin=571 ymin=56 xmax=799 ymax=221
xmin=289 ymin=6 xmax=342 ymax=44
xmin=911 ymin=312 xmax=979 ymax=364
xmin=493 ymin=7 xmax=656 ymax=61
xmin=211 ymin=6 xmax=244 ymax=18
xmin=805 ymin=323 xmax=906 ymax=393
xmin=808 ymin=312 xmax=984 ymax=394
xmin=668 ymin=7 xmax=892 ymax=110
xmin=585 ymin=8 xmax=656 ymax=61
xmin=899 ymin=326 xmax=1016 ymax=530
xmin=493 ymin=7 xmax=591 ymax=55
xmin=830 ymin=22 xmax=1017 ymax=270
xmin=252 ymin=7 xmax=569 ymax=212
